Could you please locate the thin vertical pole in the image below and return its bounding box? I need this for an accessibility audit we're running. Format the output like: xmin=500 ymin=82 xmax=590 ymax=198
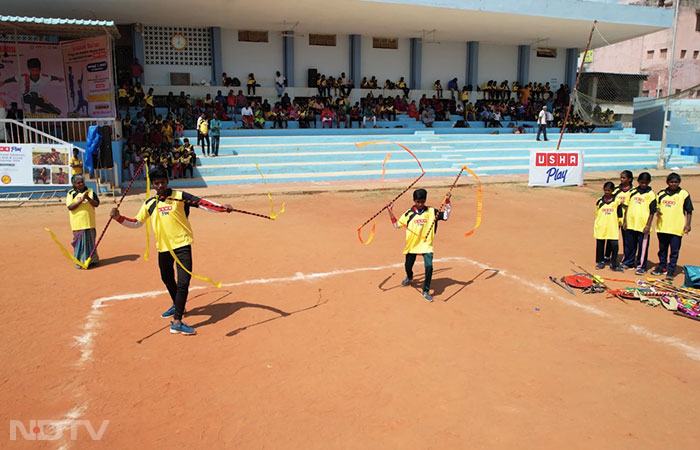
xmin=658 ymin=0 xmax=680 ymax=169
xmin=556 ymin=20 xmax=596 ymax=151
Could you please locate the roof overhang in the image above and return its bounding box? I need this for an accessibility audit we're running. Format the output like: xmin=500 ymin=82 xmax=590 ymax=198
xmin=0 ymin=16 xmax=120 ymax=39
xmin=1 ymin=0 xmax=670 ymax=48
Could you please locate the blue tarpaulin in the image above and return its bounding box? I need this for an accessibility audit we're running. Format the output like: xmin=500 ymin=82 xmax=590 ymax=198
xmin=84 ymin=125 xmax=101 ymax=173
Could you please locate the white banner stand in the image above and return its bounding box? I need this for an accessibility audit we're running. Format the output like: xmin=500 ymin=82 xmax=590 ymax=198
xmin=528 ymin=150 xmax=584 ymax=187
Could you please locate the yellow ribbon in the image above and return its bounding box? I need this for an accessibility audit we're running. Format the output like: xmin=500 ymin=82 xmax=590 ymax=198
xmin=462 ymin=164 xmax=483 ymax=237
xmin=152 ymin=202 xmax=222 ymax=288
xmin=45 ymin=227 xmax=89 ymax=269
xmin=255 ymin=163 xmax=285 ymax=220
xmin=142 ymin=159 xmax=221 ymax=288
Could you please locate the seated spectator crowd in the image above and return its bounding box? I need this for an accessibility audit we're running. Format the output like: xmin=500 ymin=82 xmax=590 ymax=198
xmin=116 ymin=74 xmax=605 ymax=159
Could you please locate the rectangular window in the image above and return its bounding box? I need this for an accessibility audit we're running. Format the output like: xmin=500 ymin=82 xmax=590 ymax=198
xmin=696 ymin=11 xmax=700 ymax=32
xmin=309 ymin=34 xmax=336 ymax=47
xmin=642 ymin=90 xmax=649 ymax=97
xmin=536 ymin=47 xmax=557 ymax=58
xmin=646 ymin=50 xmax=654 ymax=59
xmin=238 ymin=30 xmax=268 ymax=43
xmin=659 ymin=48 xmax=667 ymax=58
xmin=373 ymin=37 xmax=398 ymax=50
xmin=694 ymin=50 xmax=699 ymax=59
xmin=680 ymin=49 xmax=687 ymax=59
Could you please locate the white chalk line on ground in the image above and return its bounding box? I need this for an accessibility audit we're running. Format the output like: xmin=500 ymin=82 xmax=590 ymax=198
xmin=59 ymin=255 xmax=700 ymax=449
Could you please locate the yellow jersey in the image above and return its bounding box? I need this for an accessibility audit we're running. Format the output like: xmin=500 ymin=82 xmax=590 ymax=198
xmin=612 ymin=185 xmax=632 ymax=225
xmin=397 ymin=206 xmax=446 ymax=254
xmin=594 ymin=196 xmax=621 ymax=240
xmin=70 ymin=156 xmax=83 ymax=175
xmin=656 ymin=188 xmax=693 ymax=236
xmin=624 ymin=186 xmax=657 ymax=232
xmin=135 ymin=190 xmax=196 ymax=252
xmin=66 ymin=188 xmax=99 ymax=231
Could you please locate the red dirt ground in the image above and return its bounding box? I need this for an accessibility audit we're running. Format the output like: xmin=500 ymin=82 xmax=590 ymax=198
xmin=2 ymin=173 xmax=700 ymax=449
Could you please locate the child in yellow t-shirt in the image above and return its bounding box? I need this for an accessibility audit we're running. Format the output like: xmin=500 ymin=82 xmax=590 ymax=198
xmin=594 ymin=181 xmax=624 ymax=271
xmin=70 ymin=148 xmax=83 ymax=175
xmin=622 ymin=172 xmax=657 ymax=275
xmin=433 ymin=80 xmax=443 ymax=99
xmin=387 ymin=189 xmax=452 ymax=302
xmin=650 ymin=173 xmax=693 ymax=280
xmin=613 ymin=170 xmax=634 ymax=268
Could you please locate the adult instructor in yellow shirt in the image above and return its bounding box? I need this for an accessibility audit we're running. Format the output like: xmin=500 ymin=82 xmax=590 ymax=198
xmin=66 ymin=174 xmax=99 ymax=268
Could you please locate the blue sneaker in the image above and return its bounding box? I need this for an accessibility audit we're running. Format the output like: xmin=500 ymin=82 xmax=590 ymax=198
xmin=170 ymin=321 xmax=196 ymax=335
xmin=161 ymin=305 xmax=176 ymax=318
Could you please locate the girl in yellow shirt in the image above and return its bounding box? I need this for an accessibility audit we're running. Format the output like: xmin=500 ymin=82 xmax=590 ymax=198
xmin=622 ymin=172 xmax=657 ymax=274
xmin=594 ymin=181 xmax=624 ymax=271
xmin=651 ymin=173 xmax=693 ymax=280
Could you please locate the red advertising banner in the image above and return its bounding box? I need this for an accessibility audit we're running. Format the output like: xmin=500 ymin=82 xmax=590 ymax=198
xmin=61 ymin=36 xmax=116 ymax=118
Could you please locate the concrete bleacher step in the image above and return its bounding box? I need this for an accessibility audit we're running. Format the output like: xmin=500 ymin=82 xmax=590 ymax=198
xmin=133 ymin=131 xmax=697 ymax=187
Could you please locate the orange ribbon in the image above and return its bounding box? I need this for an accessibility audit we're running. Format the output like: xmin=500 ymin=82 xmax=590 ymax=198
xmin=355 ymin=141 xmax=426 ymax=244
xmin=358 ymin=152 xmax=391 ymax=245
xmin=462 ymin=164 xmax=483 ymax=237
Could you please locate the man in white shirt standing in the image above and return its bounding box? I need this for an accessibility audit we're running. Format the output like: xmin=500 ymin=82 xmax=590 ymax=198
xmin=274 ymin=71 xmax=286 ymax=98
xmin=536 ymin=105 xmax=549 ymax=141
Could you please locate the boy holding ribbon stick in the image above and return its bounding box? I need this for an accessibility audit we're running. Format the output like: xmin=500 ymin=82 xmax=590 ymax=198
xmin=110 ymin=167 xmax=234 ymax=335
xmin=388 ymin=189 xmax=451 ymax=302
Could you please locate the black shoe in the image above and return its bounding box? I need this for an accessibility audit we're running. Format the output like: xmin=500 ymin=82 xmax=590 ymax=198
xmin=544 ymin=139 xmax=549 ymax=141
xmin=401 ymin=277 xmax=411 ymax=287
xmin=610 ymin=265 xmax=624 ymax=273
xmin=650 ymin=268 xmax=667 ymax=276
xmin=665 ymin=273 xmax=675 ymax=281
xmin=595 ymin=262 xmax=605 ymax=270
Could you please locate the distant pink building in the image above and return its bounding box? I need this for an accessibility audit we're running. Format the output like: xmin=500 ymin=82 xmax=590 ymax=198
xmin=585 ymin=0 xmax=700 ymax=98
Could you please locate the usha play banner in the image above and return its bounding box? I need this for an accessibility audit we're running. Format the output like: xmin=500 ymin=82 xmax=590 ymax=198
xmin=61 ymin=36 xmax=116 ymax=118
xmin=528 ymin=150 xmax=584 ymax=187
xmin=0 ymin=143 xmax=71 ymax=187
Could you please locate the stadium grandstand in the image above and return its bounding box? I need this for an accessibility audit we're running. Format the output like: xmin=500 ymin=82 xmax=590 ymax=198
xmin=0 ymin=0 xmax=696 ymax=193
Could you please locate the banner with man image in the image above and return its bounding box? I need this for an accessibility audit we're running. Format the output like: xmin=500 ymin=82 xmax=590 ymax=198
xmin=0 ymin=36 xmax=115 ymax=119
xmin=0 ymin=42 xmax=69 ymax=118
